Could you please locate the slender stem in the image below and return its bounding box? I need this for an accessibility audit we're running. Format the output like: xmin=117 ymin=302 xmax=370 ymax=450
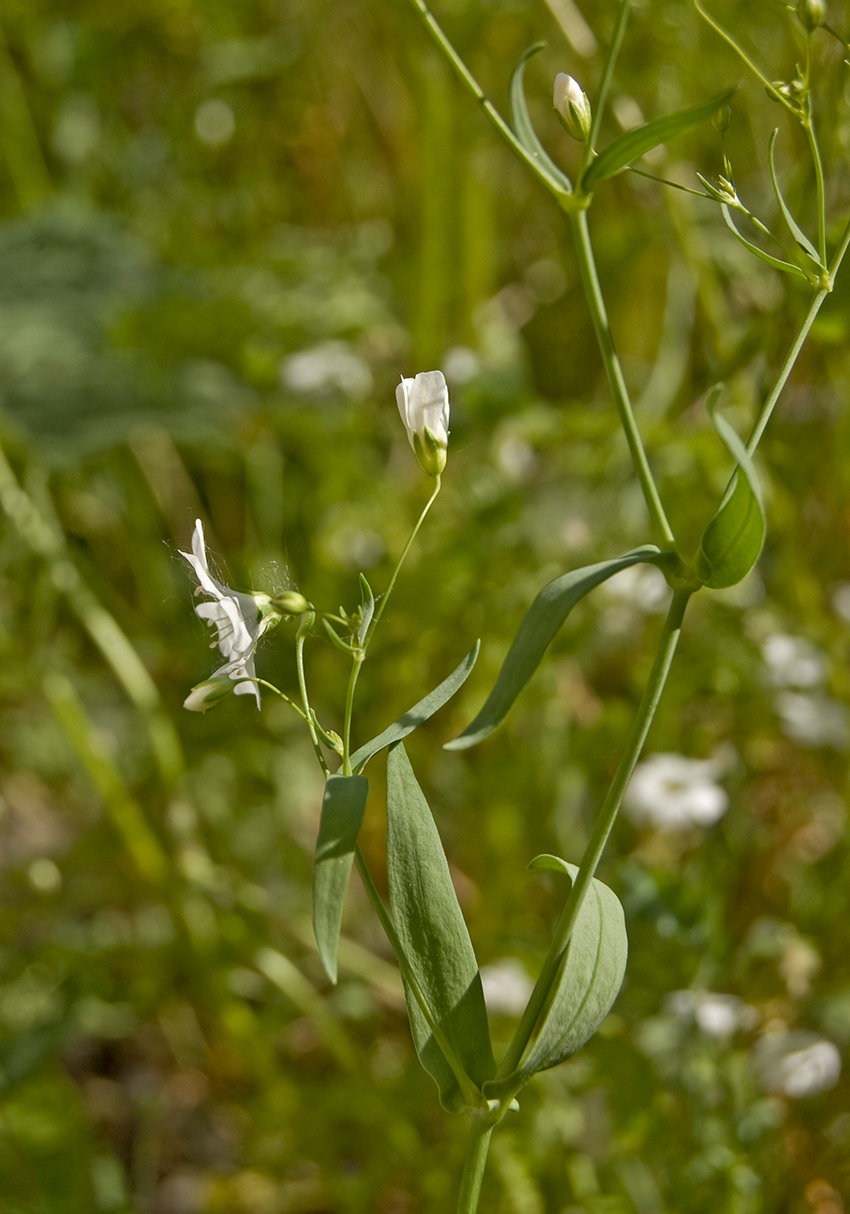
xmin=744 ymin=287 xmax=827 ymax=455
xmin=581 ymin=0 xmax=630 ymax=174
xmin=354 ymin=845 xmax=480 ymax=1108
xmin=342 ymin=654 xmax=364 ymax=776
xmin=295 ymin=613 xmax=330 ymax=777
xmin=569 ymin=210 xmax=676 ymax=547
xmin=828 ymin=214 xmax=850 ymax=286
xmin=341 ymin=478 xmax=442 ymax=774
xmin=254 ymin=679 xmax=309 ymax=720
xmin=401 ymin=0 xmax=570 ymax=199
xmin=495 ymin=588 xmax=691 ymax=1084
xmin=456 ymin=1116 xmax=494 ymax=1214
xmin=693 ymin=1 xmax=789 ymax=108
xmin=365 ymin=476 xmax=442 ymax=648
xmin=804 ymin=118 xmax=827 ymax=268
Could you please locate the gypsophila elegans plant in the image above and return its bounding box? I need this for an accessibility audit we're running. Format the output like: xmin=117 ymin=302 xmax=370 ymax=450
xmin=179 ymin=2 xmax=850 ymax=1208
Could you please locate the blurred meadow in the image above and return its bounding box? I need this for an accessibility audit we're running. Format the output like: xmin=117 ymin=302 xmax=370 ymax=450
xmin=1 ymin=0 xmax=850 ymax=1210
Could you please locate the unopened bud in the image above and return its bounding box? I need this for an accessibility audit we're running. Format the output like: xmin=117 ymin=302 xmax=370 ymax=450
xmin=712 ymin=104 xmax=732 ymax=134
xmin=271 ymin=590 xmax=310 ymax=616
xmin=183 ymin=674 xmax=234 ymax=713
xmin=396 ymin=370 xmax=450 ymax=478
xmin=796 ymin=0 xmax=825 ymax=30
xmin=553 ymin=73 xmax=592 ymax=143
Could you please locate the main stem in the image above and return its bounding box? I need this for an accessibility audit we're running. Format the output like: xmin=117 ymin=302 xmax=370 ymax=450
xmin=569 ymin=210 xmax=676 ymax=548
xmin=495 ymin=587 xmax=692 ymax=1084
xmin=456 ymin=1116 xmax=494 ymax=1214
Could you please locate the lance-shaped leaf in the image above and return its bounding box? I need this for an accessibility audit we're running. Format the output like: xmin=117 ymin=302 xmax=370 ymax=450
xmin=356 ymin=573 xmax=375 ymax=646
xmin=720 ymin=204 xmax=809 ymax=280
xmin=445 ymin=546 xmax=662 ymax=750
xmin=767 ymin=129 xmax=821 ymax=267
xmin=509 ymin=43 xmax=573 ymax=195
xmin=387 ymin=743 xmax=495 ymax=1111
xmin=695 ymin=388 xmax=766 ymax=590
xmin=581 ymin=86 xmax=736 ymax=191
xmin=350 ymin=642 xmax=479 ymax=773
xmin=514 ymin=855 xmax=627 ymax=1079
xmin=313 ymin=774 xmax=369 ymax=983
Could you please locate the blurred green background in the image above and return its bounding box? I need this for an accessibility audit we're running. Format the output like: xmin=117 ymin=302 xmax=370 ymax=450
xmin=1 ymin=0 xmax=850 ymax=1210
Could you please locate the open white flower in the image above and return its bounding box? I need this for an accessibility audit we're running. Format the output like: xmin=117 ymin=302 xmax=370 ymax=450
xmin=180 ymin=519 xmax=276 ymax=710
xmin=396 ymin=370 xmax=450 ymax=477
xmin=624 ymin=752 xmax=729 ymax=829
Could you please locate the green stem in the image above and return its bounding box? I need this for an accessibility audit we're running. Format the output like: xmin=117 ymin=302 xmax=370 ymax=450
xmin=581 ymin=0 xmax=630 ymax=174
xmin=495 ymin=587 xmax=691 ymax=1084
xmin=354 ymin=845 xmax=480 ymax=1108
xmin=456 ymin=1115 xmax=493 ymax=1214
xmin=804 ymin=116 xmax=827 ymax=268
xmin=295 ymin=613 xmax=330 ymax=777
xmin=402 ymin=0 xmax=569 ymax=199
xmin=569 ymin=210 xmax=676 ymax=547
xmin=254 ymin=679 xmax=309 ymax=721
xmin=744 ymin=287 xmax=827 ymax=455
xmin=341 ymin=477 xmax=441 ymax=774
xmin=365 ymin=475 xmax=441 ymax=648
xmin=342 ymin=653 xmax=364 ymax=776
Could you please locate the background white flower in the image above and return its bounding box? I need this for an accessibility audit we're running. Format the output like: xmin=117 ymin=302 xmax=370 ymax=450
xmin=761 ymin=633 xmax=826 ymax=687
xmin=667 ymin=990 xmax=759 ymax=1039
xmin=754 ymin=1031 xmax=842 ymax=1098
xmin=479 ymin=958 xmax=534 ymax=1017
xmin=624 ymin=753 xmax=729 ymax=829
xmin=180 ymin=519 xmax=275 ymax=709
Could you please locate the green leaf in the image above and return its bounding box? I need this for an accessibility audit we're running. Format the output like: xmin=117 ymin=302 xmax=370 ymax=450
xmin=350 ymin=642 xmax=479 ymax=773
xmin=445 ymin=546 xmax=662 ymax=750
xmin=516 ymin=855 xmax=628 ymax=1078
xmin=581 ymin=86 xmax=736 ymax=191
xmin=767 ymin=129 xmax=821 ymax=266
xmin=356 ymin=573 xmax=375 ymax=646
xmin=312 ymin=774 xmax=369 ymax=983
xmin=720 ymin=204 xmax=809 ymax=280
xmin=387 ymin=743 xmax=495 ymax=1111
xmin=322 ymin=618 xmax=359 ymax=654
xmin=509 ymin=43 xmax=573 ymax=195
xmin=695 ymin=387 xmax=766 ymax=590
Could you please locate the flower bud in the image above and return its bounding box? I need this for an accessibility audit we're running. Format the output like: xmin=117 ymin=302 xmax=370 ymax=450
xmin=271 ymin=590 xmax=311 ymax=616
xmin=712 ymin=104 xmax=733 ymax=134
xmin=553 ymin=73 xmax=592 ymax=143
xmin=796 ymin=0 xmax=825 ymax=30
xmin=395 ymin=370 xmax=450 ymax=478
xmin=183 ymin=674 xmax=234 ymax=713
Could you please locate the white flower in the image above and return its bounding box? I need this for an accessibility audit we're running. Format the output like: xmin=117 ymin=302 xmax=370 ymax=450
xmin=282 ymin=340 xmax=372 ymax=400
xmin=761 ymin=633 xmax=826 ymax=688
xmin=479 ymin=958 xmax=534 ymax=1017
xmin=180 ymin=519 xmax=276 ymax=710
xmin=395 ymin=370 xmax=450 ymax=477
xmin=553 ymin=73 xmax=592 ymax=142
xmin=774 ymin=691 xmax=849 ymax=749
xmin=624 ymin=753 xmax=729 ymax=829
xmin=755 ymin=1032 xmax=841 ymax=1099
xmin=668 ymin=990 xmax=759 ymax=1039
